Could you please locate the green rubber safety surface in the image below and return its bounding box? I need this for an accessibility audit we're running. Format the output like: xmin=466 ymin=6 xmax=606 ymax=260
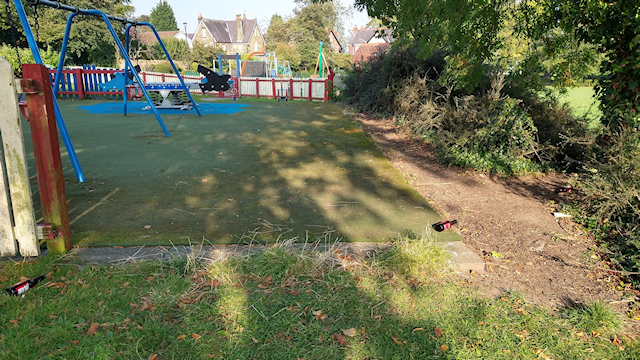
xmin=24 ymin=99 xmax=461 ymax=246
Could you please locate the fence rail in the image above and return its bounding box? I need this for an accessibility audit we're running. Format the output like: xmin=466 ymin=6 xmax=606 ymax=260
xmin=48 ymin=67 xmax=334 ymax=102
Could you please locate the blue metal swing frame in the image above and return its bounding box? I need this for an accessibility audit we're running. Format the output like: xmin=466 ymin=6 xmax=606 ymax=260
xmin=12 ymin=0 xmax=202 ymax=183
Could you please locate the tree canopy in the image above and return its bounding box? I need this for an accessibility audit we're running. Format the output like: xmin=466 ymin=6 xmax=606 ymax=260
xmin=265 ymin=0 xmax=352 ymax=72
xmin=149 ymin=0 xmax=178 ymax=31
xmin=0 ymin=0 xmax=134 ymax=67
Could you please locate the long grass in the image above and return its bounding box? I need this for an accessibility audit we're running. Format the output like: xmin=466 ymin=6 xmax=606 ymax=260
xmin=0 ymin=240 xmax=637 ymax=359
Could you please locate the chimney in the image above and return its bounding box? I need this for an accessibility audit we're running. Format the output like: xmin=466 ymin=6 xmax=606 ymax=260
xmin=198 ymin=13 xmax=202 ymax=22
xmin=236 ymin=14 xmax=243 ymax=41
xmin=353 ymin=26 xmax=358 ymax=35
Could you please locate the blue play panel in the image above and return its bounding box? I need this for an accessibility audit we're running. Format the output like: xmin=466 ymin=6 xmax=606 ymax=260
xmin=78 ymin=101 xmax=249 ymax=115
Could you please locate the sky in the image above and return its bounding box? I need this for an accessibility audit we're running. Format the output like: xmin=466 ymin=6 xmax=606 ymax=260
xmin=130 ymin=0 xmax=371 ymax=39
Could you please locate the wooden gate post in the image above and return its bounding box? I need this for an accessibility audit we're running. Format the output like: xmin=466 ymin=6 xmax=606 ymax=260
xmin=0 ymin=57 xmax=39 ymax=256
xmin=22 ymin=64 xmax=72 ymax=254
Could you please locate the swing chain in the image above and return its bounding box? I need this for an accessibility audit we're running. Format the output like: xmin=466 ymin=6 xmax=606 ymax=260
xmin=32 ymin=2 xmax=40 ymax=46
xmin=3 ymin=0 xmax=22 ymax=75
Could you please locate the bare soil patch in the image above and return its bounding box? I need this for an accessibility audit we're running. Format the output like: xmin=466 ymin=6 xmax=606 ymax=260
xmin=349 ymin=110 xmax=636 ymax=316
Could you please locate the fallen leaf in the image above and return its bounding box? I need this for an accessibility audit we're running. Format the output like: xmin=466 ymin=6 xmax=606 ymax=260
xmin=144 ymin=225 xmax=151 ymax=229
xmin=613 ymin=336 xmax=622 ymax=347
xmin=121 ymin=282 xmax=130 ymax=288
xmin=192 ymin=333 xmax=202 ymax=341
xmin=412 ymin=327 xmax=425 ymax=332
xmin=9 ymin=319 xmax=20 ymax=326
xmin=592 ymin=331 xmax=600 ymax=338
xmin=252 ymin=337 xmax=259 ymax=343
xmin=312 ymin=310 xmax=327 ymax=320
xmin=70 ymin=340 xmax=80 ymax=345
xmin=262 ymin=275 xmax=272 ymax=284
xmin=515 ymin=308 xmax=528 ymax=316
xmin=391 ymin=336 xmax=403 ymax=345
xmin=211 ymin=279 xmax=220 ymax=288
xmin=584 ymin=348 xmax=594 ymax=353
xmin=434 ymin=326 xmax=443 ymax=338
xmin=374 ymin=315 xmax=382 ymax=322
xmin=177 ymin=334 xmax=186 ymax=340
xmin=98 ymin=300 xmax=104 ymax=307
xmin=146 ymin=276 xmax=154 ymax=282
xmin=86 ymin=323 xmax=99 ymax=336
xmin=342 ymin=328 xmax=357 ymax=337
xmin=361 ymin=326 xmax=366 ymax=335
xmin=50 ymin=314 xmax=58 ymax=319
xmin=440 ymin=344 xmax=448 ymax=352
xmin=148 ymin=354 xmax=159 ymax=360
xmin=331 ymin=333 xmax=346 ymax=347
xmin=19 ymin=276 xmax=29 ymax=282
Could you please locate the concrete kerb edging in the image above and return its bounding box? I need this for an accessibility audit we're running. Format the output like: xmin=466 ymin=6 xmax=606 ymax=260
xmin=60 ymin=241 xmax=486 ymax=276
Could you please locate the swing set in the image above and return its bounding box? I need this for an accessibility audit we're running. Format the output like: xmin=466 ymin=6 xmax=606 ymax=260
xmin=6 ymin=0 xmax=201 ymax=183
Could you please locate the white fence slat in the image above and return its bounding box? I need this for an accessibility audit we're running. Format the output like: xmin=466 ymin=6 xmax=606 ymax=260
xmin=0 ymin=57 xmax=38 ymax=257
xmin=0 ymin=145 xmax=16 ymax=256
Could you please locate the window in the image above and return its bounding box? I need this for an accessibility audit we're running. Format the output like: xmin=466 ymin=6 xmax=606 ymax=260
xmin=254 ymin=42 xmax=258 ymax=51
xmin=202 ymin=28 xmax=207 ymax=38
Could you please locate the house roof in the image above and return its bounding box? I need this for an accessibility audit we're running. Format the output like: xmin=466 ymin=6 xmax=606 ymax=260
xmin=353 ymin=43 xmax=390 ymax=64
xmin=201 ymin=17 xmax=258 ymax=44
xmin=348 ymin=29 xmax=394 ymax=45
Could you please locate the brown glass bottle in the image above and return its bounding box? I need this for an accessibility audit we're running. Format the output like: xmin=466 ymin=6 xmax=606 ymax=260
xmin=432 ymin=220 xmax=458 ymax=232
xmin=5 ymin=275 xmax=46 ymax=296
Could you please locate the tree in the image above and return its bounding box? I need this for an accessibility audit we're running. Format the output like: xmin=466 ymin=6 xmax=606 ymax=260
xmin=0 ymin=0 xmax=133 ymax=67
xmin=149 ymin=0 xmax=178 ymax=31
xmin=151 ymin=37 xmax=186 ymax=61
xmin=190 ymin=42 xmax=223 ymax=67
xmin=265 ymin=14 xmax=290 ymax=50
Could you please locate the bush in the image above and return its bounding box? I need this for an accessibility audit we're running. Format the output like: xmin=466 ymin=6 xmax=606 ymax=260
xmin=577 ymin=127 xmax=640 ymax=284
xmin=342 ymin=42 xmax=589 ymax=175
xmin=148 ymin=63 xmax=173 ymax=74
xmin=398 ymin=74 xmax=541 ymax=175
xmin=0 ymin=45 xmax=60 ymax=73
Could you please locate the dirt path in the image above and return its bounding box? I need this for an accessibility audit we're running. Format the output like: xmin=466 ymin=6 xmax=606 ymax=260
xmin=350 ymin=110 xmax=631 ymax=312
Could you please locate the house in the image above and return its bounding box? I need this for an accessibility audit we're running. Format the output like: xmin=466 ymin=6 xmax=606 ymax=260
xmin=192 ymin=13 xmax=266 ymax=55
xmin=353 ymin=43 xmax=391 ymax=64
xmin=347 ymin=27 xmax=394 ymax=57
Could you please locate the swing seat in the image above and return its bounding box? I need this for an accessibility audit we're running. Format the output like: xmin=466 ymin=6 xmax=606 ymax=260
xmin=126 ymin=84 xmax=144 ymax=100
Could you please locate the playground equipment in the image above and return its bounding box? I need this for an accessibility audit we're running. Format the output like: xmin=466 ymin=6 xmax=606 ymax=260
xmin=313 ymin=42 xmax=329 ymax=78
xmin=8 ymin=0 xmax=202 ymax=181
xmin=100 ymin=65 xmax=199 ymax=110
xmin=265 ymin=52 xmax=292 ymax=78
xmin=211 ymin=54 xmax=241 ymax=99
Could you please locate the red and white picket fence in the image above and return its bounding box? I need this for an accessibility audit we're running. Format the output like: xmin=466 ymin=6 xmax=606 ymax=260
xmin=48 ymin=66 xmax=335 ymax=102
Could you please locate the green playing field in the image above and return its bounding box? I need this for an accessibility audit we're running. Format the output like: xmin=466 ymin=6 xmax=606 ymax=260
xmin=24 ymin=99 xmax=461 ymax=246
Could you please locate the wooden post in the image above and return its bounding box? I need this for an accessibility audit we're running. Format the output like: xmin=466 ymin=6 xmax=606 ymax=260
xmin=75 ymin=68 xmax=84 ymax=99
xmin=308 ymin=79 xmax=312 ymax=101
xmin=0 ymin=58 xmax=39 ymax=256
xmin=326 ymin=70 xmax=335 ymax=102
xmin=256 ymin=78 xmax=260 ymax=98
xmin=272 ymin=78 xmax=276 ymax=99
xmin=289 ymin=78 xmax=294 ymax=101
xmin=22 ymin=64 xmax=72 ymax=254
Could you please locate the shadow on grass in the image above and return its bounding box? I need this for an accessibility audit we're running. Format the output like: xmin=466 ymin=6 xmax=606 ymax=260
xmin=0 ymin=243 xmax=635 ymax=359
xmin=23 ymin=100 xmax=460 ymax=246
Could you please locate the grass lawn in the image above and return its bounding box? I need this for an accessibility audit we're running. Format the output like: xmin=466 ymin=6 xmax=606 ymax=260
xmin=1 ymin=241 xmax=637 ymax=359
xmin=24 ymin=99 xmax=459 ymax=246
xmin=556 ymin=87 xmax=602 ymax=128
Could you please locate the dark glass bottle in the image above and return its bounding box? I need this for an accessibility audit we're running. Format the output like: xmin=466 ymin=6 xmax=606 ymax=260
xmin=432 ymin=219 xmax=458 ymax=232
xmin=5 ymin=275 xmax=46 ymax=296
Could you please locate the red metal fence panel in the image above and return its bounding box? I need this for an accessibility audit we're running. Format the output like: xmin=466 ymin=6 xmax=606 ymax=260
xmin=49 ymin=68 xmax=335 ymax=102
